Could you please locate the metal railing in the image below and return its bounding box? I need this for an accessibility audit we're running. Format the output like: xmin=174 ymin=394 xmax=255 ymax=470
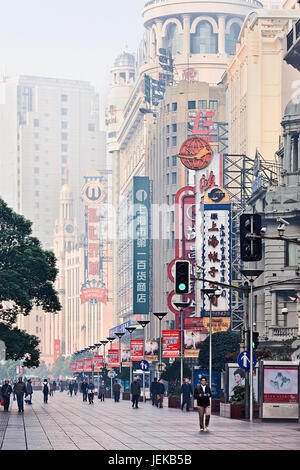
xmin=269 ymin=326 xmax=298 ymax=338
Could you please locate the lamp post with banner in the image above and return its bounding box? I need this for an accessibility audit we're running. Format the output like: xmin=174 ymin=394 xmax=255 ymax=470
xmin=152 ymin=312 xmax=168 ymax=377
xmin=137 ymin=320 xmax=150 ymax=402
xmin=107 ymin=336 xmax=116 ymax=399
xmin=115 ymin=332 xmax=125 ymax=375
xmin=125 ymin=326 xmax=136 ymax=391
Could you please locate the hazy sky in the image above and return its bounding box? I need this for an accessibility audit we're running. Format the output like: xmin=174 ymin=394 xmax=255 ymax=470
xmin=0 ymin=0 xmax=145 ymax=126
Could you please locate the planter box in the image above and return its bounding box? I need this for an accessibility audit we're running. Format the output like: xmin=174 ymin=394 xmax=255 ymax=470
xmin=168 ymin=396 xmax=181 ymax=408
xmin=122 ymin=392 xmax=130 ymax=400
xmin=220 ymin=402 xmax=259 ymax=419
xmin=212 ymin=399 xmax=220 ymax=414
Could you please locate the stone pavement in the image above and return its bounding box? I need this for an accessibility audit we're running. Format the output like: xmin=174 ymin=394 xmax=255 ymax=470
xmin=0 ymin=392 xmax=300 ymax=451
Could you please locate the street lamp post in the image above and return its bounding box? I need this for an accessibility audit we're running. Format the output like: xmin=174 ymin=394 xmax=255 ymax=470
xmin=152 ymin=313 xmax=168 ymax=378
xmin=107 ymin=336 xmax=116 ymax=399
xmin=125 ymin=327 xmax=136 ymax=392
xmin=115 ymin=332 xmax=125 ymax=375
xmin=137 ymin=320 xmax=150 ymax=403
xmin=100 ymin=340 xmax=108 ymax=393
xmin=174 ymin=301 xmax=190 ymax=387
xmin=201 ymin=289 xmax=221 ymax=397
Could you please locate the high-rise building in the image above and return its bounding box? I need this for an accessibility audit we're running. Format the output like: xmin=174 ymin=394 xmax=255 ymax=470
xmin=0 ymin=75 xmax=105 ymax=250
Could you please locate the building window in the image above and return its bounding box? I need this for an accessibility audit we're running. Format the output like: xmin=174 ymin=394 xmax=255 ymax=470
xmin=163 ymin=23 xmax=183 ymax=56
xmin=166 ymin=156 xmax=170 ymax=167
xmin=285 ymin=242 xmax=298 ymax=267
xmin=61 ymin=108 xmax=68 ymax=115
xmin=61 ymin=155 xmax=68 ymax=164
xmin=172 ymin=155 xmax=177 ymax=166
xmin=188 ymin=100 xmax=196 ymax=110
xmin=209 ymin=100 xmax=218 ymax=110
xmin=172 ymin=194 xmax=176 ymax=204
xmin=226 ymin=23 xmax=241 ymax=56
xmin=34 ymin=167 xmax=39 ymax=174
xmin=34 ymin=119 xmax=39 ymax=127
xmin=166 ymin=137 xmax=170 ymax=148
xmin=172 ymin=172 xmax=177 ymax=184
xmin=88 ymin=123 xmax=95 ymax=132
xmin=61 ymin=133 xmax=68 ymax=141
xmin=167 ymin=104 xmax=170 ymax=112
xmin=61 ymin=121 xmax=68 ymax=129
xmin=166 ymin=174 xmax=170 ymax=185
xmin=172 ymin=102 xmax=177 ymax=112
xmin=166 ymin=195 xmax=170 ymax=205
xmin=172 ymin=123 xmax=177 ymax=133
xmin=62 ymin=144 xmax=68 ymax=152
xmin=61 ymin=94 xmax=68 ymax=102
xmin=166 ymin=125 xmax=170 ymax=133
xmin=191 ymin=21 xmax=217 ymax=54
xmin=199 ymin=100 xmax=207 ymax=109
xmin=172 ymin=136 xmax=177 ymax=147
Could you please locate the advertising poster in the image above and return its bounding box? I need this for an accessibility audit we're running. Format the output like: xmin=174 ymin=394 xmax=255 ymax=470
xmin=93 ymin=355 xmax=104 ymax=372
xmin=145 ymin=340 xmax=159 ymax=362
xmin=84 ymin=358 xmax=93 ymax=373
xmin=184 ymin=329 xmax=201 ymax=358
xmin=107 ymin=349 xmax=119 ymax=368
xmin=76 ymin=360 xmax=84 ymax=373
xmin=121 ymin=344 xmax=131 ymax=367
xmin=70 ymin=363 xmax=77 ymax=374
xmin=263 ymin=365 xmax=298 ymax=404
xmin=162 ymin=330 xmax=180 ymax=358
xmin=228 ymin=364 xmax=258 ymax=402
xmin=130 ymin=340 xmax=144 ymax=362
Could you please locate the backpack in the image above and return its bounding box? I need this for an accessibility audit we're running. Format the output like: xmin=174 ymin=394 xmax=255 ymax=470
xmin=43 ymin=384 xmax=48 ymax=393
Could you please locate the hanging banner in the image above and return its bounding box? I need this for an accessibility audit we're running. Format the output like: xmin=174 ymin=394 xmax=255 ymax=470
xmin=202 ymin=186 xmax=231 ymax=324
xmin=184 ymin=329 xmax=201 ymax=358
xmin=93 ymin=355 xmax=104 ymax=372
xmin=53 ymin=339 xmax=61 ymax=363
xmin=145 ymin=340 xmax=159 ymax=362
xmin=84 ymin=358 xmax=93 ymax=373
xmin=107 ymin=349 xmax=119 ymax=368
xmin=121 ymin=344 xmax=131 ymax=367
xmin=70 ymin=363 xmax=77 ymax=374
xmin=162 ymin=330 xmax=180 ymax=358
xmin=76 ymin=360 xmax=84 ymax=373
xmin=133 ymin=176 xmax=150 ymax=316
xmin=130 ymin=340 xmax=144 ymax=362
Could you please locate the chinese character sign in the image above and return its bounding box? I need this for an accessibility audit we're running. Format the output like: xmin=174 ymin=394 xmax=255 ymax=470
xmin=107 ymin=349 xmax=119 ymax=368
xmin=93 ymin=355 xmax=104 ymax=372
xmin=162 ymin=330 xmax=180 ymax=358
xmin=76 ymin=360 xmax=84 ymax=373
xmin=133 ymin=177 xmax=150 ymax=316
xmin=84 ymin=358 xmax=93 ymax=372
xmin=202 ymin=187 xmax=231 ymax=319
xmin=130 ymin=340 xmax=144 ymax=362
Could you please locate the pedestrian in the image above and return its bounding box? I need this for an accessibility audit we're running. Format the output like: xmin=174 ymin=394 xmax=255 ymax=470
xmin=13 ymin=377 xmax=27 ymax=413
xmin=113 ymin=380 xmax=121 ymax=402
xmin=49 ymin=382 xmax=54 ymax=397
xmin=25 ymin=379 xmax=33 ymax=405
xmin=12 ymin=380 xmax=17 ymax=401
xmin=194 ymin=377 xmax=212 ymax=432
xmin=42 ymin=379 xmax=50 ymax=404
xmin=52 ymin=380 xmax=57 ymax=393
xmin=98 ymin=380 xmax=105 ymax=402
xmin=157 ymin=379 xmax=165 ymax=408
xmin=130 ymin=377 xmax=141 ymax=409
xmin=87 ymin=379 xmax=95 ymax=404
xmin=69 ymin=381 xmax=74 ymax=397
xmin=73 ymin=381 xmax=78 ymax=396
xmin=150 ymin=377 xmax=159 ymax=407
xmin=181 ymin=378 xmax=193 ymax=412
xmin=1 ymin=380 xmax=12 ymax=412
xmin=81 ymin=379 xmax=88 ymax=402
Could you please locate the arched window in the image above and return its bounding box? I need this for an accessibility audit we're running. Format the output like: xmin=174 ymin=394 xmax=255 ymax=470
xmin=191 ymin=21 xmax=217 ymax=54
xmin=163 ymin=23 xmax=183 ymax=55
xmin=226 ymin=23 xmax=241 ymax=55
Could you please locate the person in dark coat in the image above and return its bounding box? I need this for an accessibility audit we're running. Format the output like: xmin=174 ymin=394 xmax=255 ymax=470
xmin=112 ymin=380 xmax=121 ymax=402
xmin=69 ymin=381 xmax=74 ymax=397
xmin=42 ymin=379 xmax=50 ymax=403
xmin=25 ymin=379 xmax=33 ymax=404
xmin=157 ymin=379 xmax=165 ymax=408
xmin=180 ymin=378 xmax=193 ymax=412
xmin=13 ymin=377 xmax=27 ymax=413
xmin=130 ymin=378 xmax=141 ymax=408
xmin=73 ymin=381 xmax=78 ymax=396
xmin=81 ymin=379 xmax=88 ymax=402
xmin=98 ymin=380 xmax=105 ymax=401
xmin=194 ymin=377 xmax=212 ymax=431
xmin=150 ymin=377 xmax=159 ymax=406
xmin=1 ymin=380 xmax=12 ymax=411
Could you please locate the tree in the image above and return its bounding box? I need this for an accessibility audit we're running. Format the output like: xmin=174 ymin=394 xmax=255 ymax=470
xmin=0 ymin=198 xmax=61 ymax=324
xmin=160 ymin=359 xmax=192 ymax=385
xmin=51 ymin=355 xmax=72 ymax=379
xmin=198 ymin=330 xmax=241 ymax=372
xmin=0 ymin=322 xmax=40 ymax=368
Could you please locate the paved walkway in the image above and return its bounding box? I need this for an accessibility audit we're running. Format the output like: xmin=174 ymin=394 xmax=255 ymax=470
xmin=0 ymin=393 xmax=300 ymax=451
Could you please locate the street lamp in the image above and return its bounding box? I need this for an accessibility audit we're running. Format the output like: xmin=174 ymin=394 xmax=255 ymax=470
xmin=115 ymin=332 xmax=125 ymax=374
xmin=201 ymin=289 xmax=221 ymax=398
xmin=106 ymin=336 xmax=116 ymax=398
xmin=153 ymin=313 xmax=168 ymax=378
xmin=137 ymin=320 xmax=150 ymax=403
xmin=173 ymin=301 xmax=190 ymax=387
xmin=125 ymin=326 xmax=136 ymax=389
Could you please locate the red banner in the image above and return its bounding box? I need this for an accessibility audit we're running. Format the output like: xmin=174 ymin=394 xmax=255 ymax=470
xmin=84 ymin=358 xmax=93 ymax=372
xmin=80 ymin=287 xmax=107 ymax=304
xmin=130 ymin=340 xmax=144 ymax=362
xmin=107 ymin=349 xmax=119 ymax=368
xmin=53 ymin=339 xmax=61 ymax=363
xmin=94 ymin=355 xmax=104 ymax=371
xmin=76 ymin=360 xmax=84 ymax=372
xmin=70 ymin=363 xmax=77 ymax=374
xmin=162 ymin=330 xmax=180 ymax=358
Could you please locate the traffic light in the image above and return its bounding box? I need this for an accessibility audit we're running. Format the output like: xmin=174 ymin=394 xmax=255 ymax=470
xmin=175 ymin=260 xmax=190 ymax=294
xmin=240 ymin=214 xmax=262 ymax=262
xmin=253 ymin=332 xmax=259 ymax=350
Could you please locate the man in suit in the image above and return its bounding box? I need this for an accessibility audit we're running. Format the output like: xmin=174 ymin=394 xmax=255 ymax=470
xmin=194 ymin=377 xmax=212 ymax=431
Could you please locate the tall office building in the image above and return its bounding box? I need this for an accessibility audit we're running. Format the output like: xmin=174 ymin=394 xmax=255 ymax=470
xmin=0 ymin=75 xmax=105 ymax=250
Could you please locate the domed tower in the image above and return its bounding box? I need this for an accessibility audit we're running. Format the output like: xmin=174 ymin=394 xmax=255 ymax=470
xmin=142 ymin=0 xmax=263 ymax=84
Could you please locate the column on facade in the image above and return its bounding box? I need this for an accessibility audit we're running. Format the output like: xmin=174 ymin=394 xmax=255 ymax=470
xmin=183 ymin=14 xmax=191 ymax=56
xmin=284 ymin=133 xmax=292 ymax=172
xmin=156 ymin=20 xmax=163 ymax=51
xmin=271 ymin=291 xmax=277 ymax=326
xmin=297 ymin=293 xmax=300 ymax=337
xmin=218 ymin=16 xmax=226 ymax=54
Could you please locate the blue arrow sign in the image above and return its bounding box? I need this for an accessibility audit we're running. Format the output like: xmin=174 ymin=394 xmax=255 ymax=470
xmin=237 ymin=351 xmax=257 ymax=371
xmin=139 ymin=360 xmax=149 ymax=371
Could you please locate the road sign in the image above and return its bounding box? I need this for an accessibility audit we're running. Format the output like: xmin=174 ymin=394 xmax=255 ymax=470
xmin=238 ymin=351 xmax=257 ymax=371
xmin=139 ymin=360 xmax=149 ymax=371
xmin=157 ymin=362 xmax=167 ymax=372
xmin=107 ymin=370 xmax=116 ymax=379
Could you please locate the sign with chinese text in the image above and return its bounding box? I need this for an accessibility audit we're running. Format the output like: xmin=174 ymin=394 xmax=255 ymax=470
xmin=263 ymin=365 xmax=299 ymax=404
xmin=84 ymin=358 xmax=93 ymax=373
xmin=70 ymin=363 xmax=77 ymax=374
xmin=76 ymin=360 xmax=84 ymax=373
xmin=130 ymin=340 xmax=144 ymax=362
xmin=107 ymin=349 xmax=119 ymax=368
xmin=133 ymin=177 xmax=150 ymax=315
xmin=162 ymin=330 xmax=180 ymax=358
xmin=53 ymin=339 xmax=61 ymax=363
xmin=93 ymin=355 xmax=104 ymax=372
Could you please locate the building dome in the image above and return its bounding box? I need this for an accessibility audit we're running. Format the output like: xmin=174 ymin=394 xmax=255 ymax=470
xmin=283 ymin=98 xmax=300 ymax=118
xmin=114 ymin=52 xmax=135 ymax=68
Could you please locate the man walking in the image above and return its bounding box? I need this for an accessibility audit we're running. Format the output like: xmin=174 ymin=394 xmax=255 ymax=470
xmin=81 ymin=379 xmax=88 ymax=402
xmin=98 ymin=380 xmax=105 ymax=401
xmin=69 ymin=381 xmax=74 ymax=397
xmin=42 ymin=379 xmax=50 ymax=403
xmin=26 ymin=379 xmax=33 ymax=404
xmin=157 ymin=379 xmax=165 ymax=408
xmin=87 ymin=379 xmax=95 ymax=404
xmin=1 ymin=380 xmax=12 ymax=412
xmin=13 ymin=377 xmax=27 ymax=413
xmin=181 ymin=378 xmax=193 ymax=412
xmin=130 ymin=377 xmax=141 ymax=409
xmin=113 ymin=380 xmax=121 ymax=402
xmin=150 ymin=377 xmax=159 ymax=406
xmin=73 ymin=381 xmax=78 ymax=396
xmin=194 ymin=377 xmax=212 ymax=432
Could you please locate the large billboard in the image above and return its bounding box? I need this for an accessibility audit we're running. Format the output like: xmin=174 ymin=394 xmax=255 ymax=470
xmin=162 ymin=330 xmax=180 ymax=358
xmin=133 ymin=176 xmax=150 ymax=316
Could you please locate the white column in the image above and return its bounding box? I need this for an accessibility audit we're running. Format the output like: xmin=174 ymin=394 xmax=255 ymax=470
xmin=218 ymin=16 xmax=226 ymax=54
xmin=183 ymin=14 xmax=191 ymax=55
xmin=271 ymin=291 xmax=277 ymax=326
xmin=156 ymin=20 xmax=163 ymax=51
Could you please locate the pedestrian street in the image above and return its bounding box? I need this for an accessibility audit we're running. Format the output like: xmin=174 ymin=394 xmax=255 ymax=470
xmin=0 ymin=392 xmax=300 ymax=451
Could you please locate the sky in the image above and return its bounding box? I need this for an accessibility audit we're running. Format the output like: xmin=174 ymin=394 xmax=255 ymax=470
xmin=0 ymin=0 xmax=145 ymax=126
